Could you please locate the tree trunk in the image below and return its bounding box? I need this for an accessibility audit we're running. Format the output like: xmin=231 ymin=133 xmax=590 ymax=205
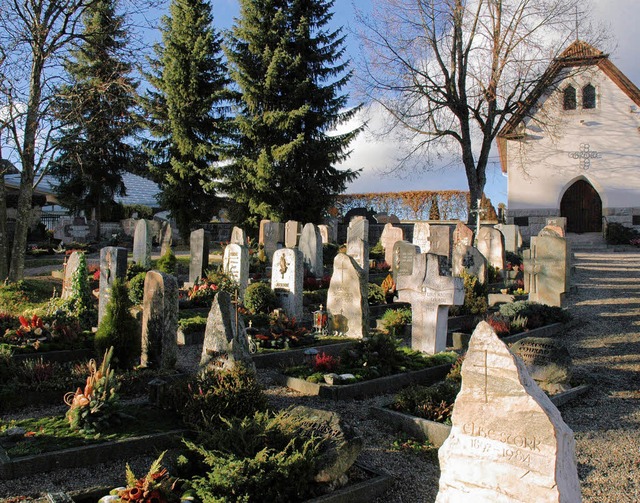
xmin=8 ymin=172 xmax=34 ymax=282
xmin=0 ymin=164 xmax=8 ymax=281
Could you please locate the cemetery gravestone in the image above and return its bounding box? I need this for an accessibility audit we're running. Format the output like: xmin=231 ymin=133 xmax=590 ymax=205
xmin=380 ymin=223 xmax=404 ymax=266
xmin=271 ymin=248 xmax=304 ymax=320
xmin=494 ymin=224 xmax=523 ymax=254
xmin=546 ymin=217 xmax=567 ymax=233
xmin=392 ymin=241 xmax=419 ymax=283
xmin=200 ymin=290 xmax=254 ymax=372
xmin=230 ymin=226 xmax=247 ymax=246
xmin=511 ymin=337 xmax=573 ymax=394
xmin=539 ymin=225 xmax=564 ymax=238
xmin=189 ymin=229 xmax=210 ymax=284
xmin=453 ymin=222 xmax=474 ymax=247
xmin=98 ymin=247 xmax=128 ymax=324
xmin=412 ymin=222 xmax=431 ymax=253
xmin=285 ymin=220 xmax=302 ymax=248
xmin=326 ymin=253 xmax=368 ymax=338
xmin=159 ymin=221 xmax=173 ymax=257
xmin=346 ymin=216 xmax=370 ymax=277
xmin=299 ymin=223 xmax=323 ymax=276
xmin=523 ymin=236 xmax=570 ymax=307
xmin=61 ymin=251 xmax=82 ymax=300
xmin=436 ymin=321 xmax=581 ymax=502
xmin=318 ymin=224 xmax=330 ymax=244
xmin=323 ymin=218 xmax=339 ymax=243
xmin=396 ymin=253 xmax=464 ymax=354
xmin=428 ymin=225 xmax=453 ymax=260
xmin=476 ymin=227 xmax=505 ymax=277
xmin=452 ymin=243 xmax=488 ymax=284
xmin=223 ymin=243 xmax=249 ymax=297
xmin=140 ymin=271 xmax=178 ymax=370
xmin=133 ymin=219 xmax=152 ymax=268
xmin=261 ymin=220 xmax=285 ymax=262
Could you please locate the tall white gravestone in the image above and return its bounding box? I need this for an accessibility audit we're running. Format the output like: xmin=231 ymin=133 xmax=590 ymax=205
xmin=346 ymin=217 xmax=369 ymax=278
xmin=326 ymin=253 xmax=368 ymax=338
xmin=271 ymin=248 xmax=304 ymax=320
xmin=523 ymin=236 xmax=570 ymax=307
xmin=380 ymin=223 xmax=404 ymax=266
xmin=299 ymin=223 xmax=323 ymax=277
xmin=477 ymin=227 xmax=506 ymax=277
xmin=132 ymin=219 xmax=152 ymax=268
xmin=436 ymin=321 xmax=581 ymax=503
xmin=223 ymin=243 xmax=249 ymax=298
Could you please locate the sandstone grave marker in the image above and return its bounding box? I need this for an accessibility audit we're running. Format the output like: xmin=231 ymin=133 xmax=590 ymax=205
xmin=523 ymin=235 xmax=570 ymax=307
xmin=299 ymin=223 xmax=324 ymax=277
xmin=140 ymin=271 xmax=178 ymax=370
xmin=380 ymin=223 xmax=404 ymax=266
xmin=133 ymin=219 xmax=152 ymax=268
xmin=326 ymin=253 xmax=368 ymax=338
xmin=223 ymin=243 xmax=249 ymax=297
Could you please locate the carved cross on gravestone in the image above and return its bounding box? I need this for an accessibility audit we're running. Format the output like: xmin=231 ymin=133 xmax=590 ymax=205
xmin=523 ymin=245 xmax=543 ymax=295
xmin=397 ymin=253 xmax=464 ymax=354
xmin=522 ymin=236 xmax=568 ymax=307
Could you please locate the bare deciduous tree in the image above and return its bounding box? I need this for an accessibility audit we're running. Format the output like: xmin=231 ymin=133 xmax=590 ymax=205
xmin=357 ymin=0 xmax=601 ymax=220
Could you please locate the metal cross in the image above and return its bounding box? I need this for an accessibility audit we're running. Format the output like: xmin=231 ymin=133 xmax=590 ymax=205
xmin=568 ymin=143 xmax=600 ymax=171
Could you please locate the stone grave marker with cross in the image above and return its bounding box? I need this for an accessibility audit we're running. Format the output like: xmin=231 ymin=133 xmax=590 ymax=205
xmin=223 ymin=243 xmax=249 ymax=298
xmin=397 ymin=253 xmax=464 ymax=354
xmin=326 ymin=253 xmax=368 ymax=338
xmin=523 ymin=235 xmax=569 ymax=307
xmin=230 ymin=226 xmax=247 ymax=246
xmin=270 ymin=248 xmax=303 ymax=320
xmin=427 ymin=225 xmax=452 ymax=261
xmin=452 ymin=243 xmax=487 ymax=284
xmin=454 ymin=222 xmax=474 ymax=247
xmin=436 ymin=321 xmax=581 ymax=502
xmin=476 ymin=227 xmax=505 ymax=276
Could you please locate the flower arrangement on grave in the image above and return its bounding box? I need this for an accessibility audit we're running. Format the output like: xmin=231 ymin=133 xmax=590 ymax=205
xmin=100 ymin=452 xmax=192 ymax=503
xmin=64 ymin=347 xmax=126 ymax=433
xmin=1 ymin=312 xmax=81 ymax=350
xmin=251 ymin=311 xmax=312 ymax=349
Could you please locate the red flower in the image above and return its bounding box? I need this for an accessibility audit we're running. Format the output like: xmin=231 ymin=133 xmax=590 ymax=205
xmin=19 ymin=316 xmax=29 ymax=329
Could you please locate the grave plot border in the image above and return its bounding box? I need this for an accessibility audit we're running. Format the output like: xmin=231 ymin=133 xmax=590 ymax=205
xmin=0 ymin=430 xmax=185 ymax=480
xmin=50 ymin=464 xmax=393 ymax=503
xmin=252 ymin=341 xmax=356 ymax=369
xmin=370 ymin=384 xmax=590 ymax=447
xmin=275 ymin=364 xmax=452 ymax=400
xmin=447 ymin=322 xmax=564 ymax=348
xmin=11 ymin=348 xmax=94 ymax=364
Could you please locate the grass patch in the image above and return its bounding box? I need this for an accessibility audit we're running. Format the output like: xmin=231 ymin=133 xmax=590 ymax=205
xmin=0 ymin=404 xmax=182 ymax=458
xmin=0 ymin=278 xmax=62 ymax=316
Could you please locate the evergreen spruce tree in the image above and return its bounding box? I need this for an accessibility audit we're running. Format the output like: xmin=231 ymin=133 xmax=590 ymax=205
xmin=50 ymin=0 xmax=142 ymax=228
xmin=142 ymin=0 xmax=230 ymax=241
xmin=223 ymin=0 xmax=361 ymax=228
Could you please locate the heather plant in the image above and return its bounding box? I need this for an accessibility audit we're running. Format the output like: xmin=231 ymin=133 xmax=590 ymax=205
xmin=243 ymin=282 xmax=277 ymax=314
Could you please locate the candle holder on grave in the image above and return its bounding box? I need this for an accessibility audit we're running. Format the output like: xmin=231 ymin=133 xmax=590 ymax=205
xmin=313 ymin=304 xmax=328 ymax=336
xmin=244 ymin=320 xmax=259 ymax=354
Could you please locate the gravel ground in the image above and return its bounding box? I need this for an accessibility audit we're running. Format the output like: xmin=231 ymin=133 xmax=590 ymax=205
xmin=1 ymin=250 xmax=639 ymax=502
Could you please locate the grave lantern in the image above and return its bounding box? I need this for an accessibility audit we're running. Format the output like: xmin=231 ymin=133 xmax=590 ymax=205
xmin=313 ymin=304 xmax=328 ymax=335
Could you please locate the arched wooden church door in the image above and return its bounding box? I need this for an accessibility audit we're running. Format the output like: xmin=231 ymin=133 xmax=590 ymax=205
xmin=560 ymin=180 xmax=602 ymax=233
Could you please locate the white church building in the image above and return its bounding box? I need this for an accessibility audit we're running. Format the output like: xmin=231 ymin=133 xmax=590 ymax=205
xmin=498 ymin=40 xmax=640 ymax=240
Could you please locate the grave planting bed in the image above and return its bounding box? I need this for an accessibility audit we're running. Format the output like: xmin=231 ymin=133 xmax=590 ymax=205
xmin=370 ymin=384 xmax=591 ymax=447
xmin=252 ymin=339 xmax=356 ymax=368
xmin=276 ymin=363 xmax=452 ymax=400
xmin=448 ymin=322 xmax=564 ymax=349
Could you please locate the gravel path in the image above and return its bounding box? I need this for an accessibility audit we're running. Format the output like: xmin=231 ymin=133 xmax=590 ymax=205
xmin=1 ymin=250 xmax=639 ymax=501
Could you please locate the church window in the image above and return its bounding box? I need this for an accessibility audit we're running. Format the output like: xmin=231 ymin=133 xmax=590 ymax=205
xmin=583 ymin=84 xmax=596 ymax=109
xmin=563 ymin=86 xmax=577 ymax=110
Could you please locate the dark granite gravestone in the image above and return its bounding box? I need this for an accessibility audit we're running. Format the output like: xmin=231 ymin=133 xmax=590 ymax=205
xmin=189 ymin=228 xmax=210 ymax=284
xmin=299 ymin=223 xmax=323 ymax=276
xmin=140 ymin=271 xmax=178 ymax=370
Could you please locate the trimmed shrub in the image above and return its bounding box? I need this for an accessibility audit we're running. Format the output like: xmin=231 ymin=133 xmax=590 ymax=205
xmin=244 ymin=282 xmax=277 ymax=314
xmin=95 ymin=279 xmax=140 ymax=369
xmin=156 ymin=248 xmax=176 ymax=274
xmin=368 ymin=283 xmax=386 ymax=305
xmin=128 ymin=272 xmax=147 ymax=305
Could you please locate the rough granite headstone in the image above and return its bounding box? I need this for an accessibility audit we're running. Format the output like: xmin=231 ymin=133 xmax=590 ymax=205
xmin=511 ymin=337 xmax=573 ymax=394
xmin=392 ymin=241 xmax=420 ymax=283
xmin=189 ymin=229 xmax=210 ymax=284
xmin=452 ymin=243 xmax=488 ymax=284
xmin=285 ymin=220 xmax=302 ymax=248
xmin=397 ymin=253 xmax=464 ymax=354
xmin=523 ymin=236 xmax=570 ymax=307
xmin=327 ymin=253 xmax=368 ymax=338
xmin=140 ymin=271 xmax=178 ymax=370
xmin=299 ymin=223 xmax=323 ymax=276
xmin=494 ymin=224 xmax=523 ymax=254
xmin=132 ymin=219 xmax=152 ymax=268
xmin=436 ymin=321 xmax=581 ymax=502
xmin=476 ymin=227 xmax=505 ymax=276
xmin=223 ymin=243 xmax=249 ymax=297
xmin=159 ymin=221 xmax=173 ymax=257
xmin=412 ymin=222 xmax=431 ymax=253
xmin=271 ymin=248 xmax=304 ymax=320
xmin=61 ymin=251 xmax=82 ymax=300
xmin=98 ymin=247 xmax=128 ymax=324
xmin=346 ymin=216 xmax=369 ymax=278
xmin=200 ymin=290 xmax=254 ymax=372
xmin=454 ymin=222 xmax=474 ymax=247
xmin=380 ymin=223 xmax=404 ymax=266
xmin=230 ymin=226 xmax=247 ymax=246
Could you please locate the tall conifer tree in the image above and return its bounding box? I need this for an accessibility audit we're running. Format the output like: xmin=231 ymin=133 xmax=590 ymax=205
xmin=143 ymin=0 xmax=230 ymax=240
xmin=51 ymin=0 xmax=141 ymax=227
xmin=223 ymin=0 xmax=361 ymax=227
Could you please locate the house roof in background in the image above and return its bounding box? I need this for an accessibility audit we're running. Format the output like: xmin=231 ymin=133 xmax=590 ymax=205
xmin=3 ymin=172 xmax=161 ymax=208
